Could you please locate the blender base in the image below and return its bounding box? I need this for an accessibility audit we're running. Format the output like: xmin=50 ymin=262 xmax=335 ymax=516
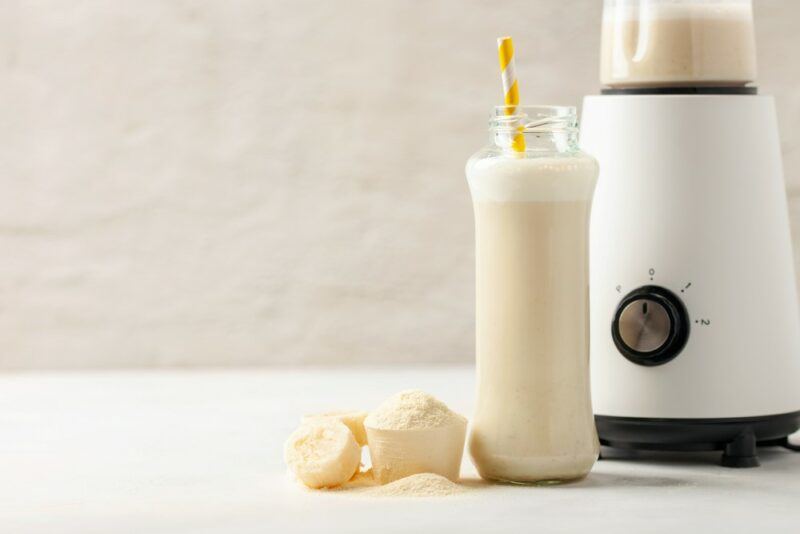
xmin=596 ymin=411 xmax=800 ymax=468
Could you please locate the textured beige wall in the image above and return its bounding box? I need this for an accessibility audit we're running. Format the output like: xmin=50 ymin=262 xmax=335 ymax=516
xmin=2 ymin=1 xmax=800 ymax=368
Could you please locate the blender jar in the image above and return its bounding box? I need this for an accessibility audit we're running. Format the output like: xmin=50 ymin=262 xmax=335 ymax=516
xmin=600 ymin=0 xmax=757 ymax=88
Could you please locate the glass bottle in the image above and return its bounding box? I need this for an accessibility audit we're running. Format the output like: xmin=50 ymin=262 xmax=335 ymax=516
xmin=466 ymin=105 xmax=599 ymax=484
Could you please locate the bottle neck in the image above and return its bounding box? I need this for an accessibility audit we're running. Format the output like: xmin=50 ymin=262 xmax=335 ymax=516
xmin=489 ymin=105 xmax=580 ymax=154
xmin=490 ymin=130 xmax=580 ymax=153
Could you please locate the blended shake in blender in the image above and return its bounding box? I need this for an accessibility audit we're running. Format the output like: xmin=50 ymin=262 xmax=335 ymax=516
xmin=601 ymin=0 xmax=757 ymax=88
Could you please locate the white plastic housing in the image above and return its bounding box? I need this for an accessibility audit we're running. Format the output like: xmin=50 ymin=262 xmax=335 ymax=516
xmin=581 ymin=94 xmax=800 ymax=419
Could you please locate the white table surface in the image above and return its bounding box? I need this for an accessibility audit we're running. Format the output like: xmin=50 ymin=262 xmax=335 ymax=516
xmin=2 ymin=366 xmax=799 ymax=533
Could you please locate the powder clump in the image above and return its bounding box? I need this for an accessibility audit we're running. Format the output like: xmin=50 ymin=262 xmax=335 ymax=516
xmin=366 ymin=473 xmax=465 ymax=497
xmin=364 ymin=390 xmax=465 ymax=430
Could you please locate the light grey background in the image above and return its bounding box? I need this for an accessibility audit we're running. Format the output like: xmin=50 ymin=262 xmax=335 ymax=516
xmin=2 ymin=0 xmax=799 ymax=369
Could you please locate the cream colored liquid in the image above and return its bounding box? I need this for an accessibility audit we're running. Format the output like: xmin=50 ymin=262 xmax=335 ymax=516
xmin=600 ymin=4 xmax=756 ymax=87
xmin=466 ymin=156 xmax=599 ymax=483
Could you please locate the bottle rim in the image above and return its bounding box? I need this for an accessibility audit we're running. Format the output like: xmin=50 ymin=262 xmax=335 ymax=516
xmin=490 ymin=105 xmax=578 ymax=134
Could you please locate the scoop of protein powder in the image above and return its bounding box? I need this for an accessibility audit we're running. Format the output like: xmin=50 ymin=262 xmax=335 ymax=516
xmin=364 ymin=390 xmax=467 ymax=484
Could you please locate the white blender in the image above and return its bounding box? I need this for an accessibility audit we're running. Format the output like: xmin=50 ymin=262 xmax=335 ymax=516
xmin=581 ymin=0 xmax=800 ymax=466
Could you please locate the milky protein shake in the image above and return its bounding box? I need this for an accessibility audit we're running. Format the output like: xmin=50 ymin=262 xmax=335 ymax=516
xmin=601 ymin=0 xmax=757 ymax=88
xmin=466 ymin=106 xmax=600 ymax=484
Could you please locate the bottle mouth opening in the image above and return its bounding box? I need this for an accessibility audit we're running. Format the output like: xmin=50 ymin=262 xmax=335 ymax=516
xmin=490 ymin=105 xmax=578 ymax=133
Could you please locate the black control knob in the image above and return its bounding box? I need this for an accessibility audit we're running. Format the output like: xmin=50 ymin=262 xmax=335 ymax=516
xmin=611 ymin=285 xmax=690 ymax=366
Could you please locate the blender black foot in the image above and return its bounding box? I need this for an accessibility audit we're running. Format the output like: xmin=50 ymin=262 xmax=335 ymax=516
xmin=721 ymin=430 xmax=760 ymax=468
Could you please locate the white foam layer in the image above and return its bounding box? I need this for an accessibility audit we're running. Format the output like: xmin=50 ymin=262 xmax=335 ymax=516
xmin=466 ymin=155 xmax=598 ymax=203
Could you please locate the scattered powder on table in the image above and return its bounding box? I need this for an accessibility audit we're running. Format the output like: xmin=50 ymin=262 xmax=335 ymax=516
xmin=365 ymin=473 xmax=465 ymax=497
xmin=319 ymin=471 xmax=468 ymax=497
xmin=340 ymin=469 xmax=379 ymax=489
xmin=305 ymin=469 xmax=377 ymax=492
xmin=364 ymin=390 xmax=466 ymax=430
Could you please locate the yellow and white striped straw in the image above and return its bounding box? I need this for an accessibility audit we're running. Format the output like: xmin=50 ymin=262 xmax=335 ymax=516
xmin=497 ymin=36 xmax=526 ymax=152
